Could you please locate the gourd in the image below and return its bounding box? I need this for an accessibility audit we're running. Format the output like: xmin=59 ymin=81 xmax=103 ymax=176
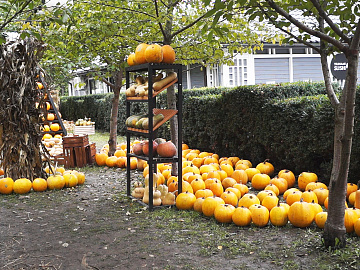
xmin=142 ymin=186 xmax=162 ymax=206
xmin=162 ymin=192 xmax=176 ymax=206
xmin=131 ymin=181 xmax=145 ymax=199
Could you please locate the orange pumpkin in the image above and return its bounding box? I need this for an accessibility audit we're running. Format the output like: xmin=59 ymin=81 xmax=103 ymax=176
xmin=47 ymin=113 xmax=55 ymax=121
xmin=214 ymin=204 xmax=236 ymax=223
xmin=50 ymin=123 xmax=60 ymax=132
xmin=232 ymin=206 xmax=252 ymax=226
xmin=13 ymin=178 xmax=32 ymax=194
xmin=127 ymin=53 xmax=137 ymax=66
xmin=161 ymin=45 xmax=176 ymax=64
xmin=134 ymin=43 xmax=149 ymax=65
xmin=105 ymin=156 xmax=118 ymax=167
xmin=0 ymin=177 xmax=14 ymax=194
xmin=201 ymin=195 xmax=225 ymax=217
xmin=145 ymin=44 xmax=163 ymax=63
xmin=95 ymin=152 xmax=108 ymax=166
xmin=47 ymin=175 xmax=65 ymax=190
xmin=176 ymin=191 xmax=196 ymax=210
xmin=32 ymin=178 xmax=48 ymax=192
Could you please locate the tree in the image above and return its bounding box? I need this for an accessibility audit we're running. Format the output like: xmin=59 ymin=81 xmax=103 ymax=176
xmin=42 ymin=0 xmax=271 ymax=159
xmin=207 ymin=0 xmax=360 ymax=248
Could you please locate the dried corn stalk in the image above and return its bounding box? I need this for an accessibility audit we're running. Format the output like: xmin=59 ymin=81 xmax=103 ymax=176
xmin=0 ymin=38 xmax=50 ymax=180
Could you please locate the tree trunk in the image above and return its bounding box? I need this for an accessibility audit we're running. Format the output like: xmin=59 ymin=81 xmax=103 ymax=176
xmin=107 ymin=70 xmax=123 ymax=157
xmin=323 ymin=50 xmax=359 ymax=248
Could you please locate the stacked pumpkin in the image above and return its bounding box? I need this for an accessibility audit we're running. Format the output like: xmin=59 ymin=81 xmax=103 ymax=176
xmin=0 ymin=166 xmax=86 ymax=195
xmin=127 ymin=43 xmax=176 ymax=66
xmin=134 ymin=145 xmax=360 ymax=235
xmin=42 ymin=133 xmax=63 ymax=157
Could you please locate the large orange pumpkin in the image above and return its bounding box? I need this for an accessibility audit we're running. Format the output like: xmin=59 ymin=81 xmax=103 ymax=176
xmin=134 ymin=43 xmax=149 ymax=65
xmin=145 ymin=44 xmax=163 ymax=63
xmin=161 ymin=45 xmax=176 ymax=64
xmin=105 ymin=156 xmax=118 ymax=167
xmin=95 ymin=152 xmax=108 ymax=166
xmin=47 ymin=113 xmax=55 ymax=121
xmin=13 ymin=178 xmax=32 ymax=194
xmin=0 ymin=177 xmax=14 ymax=194
xmin=50 ymin=123 xmax=60 ymax=132
xmin=47 ymin=175 xmax=65 ymax=190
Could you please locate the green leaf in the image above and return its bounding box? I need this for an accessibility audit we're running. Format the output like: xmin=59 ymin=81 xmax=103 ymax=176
xmin=204 ymin=8 xmax=217 ymax=18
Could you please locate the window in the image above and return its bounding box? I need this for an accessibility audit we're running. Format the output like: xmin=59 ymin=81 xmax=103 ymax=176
xmin=229 ymin=57 xmax=248 ymax=86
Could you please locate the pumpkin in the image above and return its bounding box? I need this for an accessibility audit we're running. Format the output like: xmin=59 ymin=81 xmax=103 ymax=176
xmin=225 ymin=187 xmax=241 ymax=199
xmin=250 ymin=205 xmax=270 ymax=227
xmin=127 ymin=53 xmax=137 ymax=66
xmin=43 ymin=125 xmax=50 ymax=132
xmin=193 ymin=197 xmax=206 ymax=212
xmin=232 ymin=206 xmax=252 ymax=226
xmin=157 ymin=141 xmax=177 ymax=157
xmin=137 ymin=159 xmax=147 ymax=171
xmin=283 ymin=187 xmax=300 ymax=200
xmin=13 ymin=178 xmax=32 ymax=194
xmin=251 ymin=173 xmax=271 ymax=190
xmin=0 ymin=177 xmax=14 ymax=194
xmin=231 ymin=169 xmax=248 ymax=184
xmin=315 ymin=211 xmax=328 ymax=229
xmin=209 ymin=179 xmax=224 ymax=197
xmin=47 ymin=175 xmax=65 ymax=190
xmin=236 ymin=159 xmax=252 ymax=168
xmin=310 ymin=201 xmax=323 ymax=219
xmin=233 ymin=183 xmax=249 ymax=196
xmin=220 ymin=163 xmax=234 ymax=177
xmin=95 ymin=152 xmax=108 ymax=166
xmin=202 ymin=195 xmax=225 ymax=217
xmin=161 ymin=45 xmax=176 ymax=64
xmin=355 ymin=190 xmax=360 ymax=209
xmin=63 ymin=173 xmax=78 ymax=188
xmin=73 ymin=171 xmax=85 ymax=185
xmin=32 ymin=178 xmax=48 ymax=192
xmin=278 ymin=169 xmax=296 ymax=188
xmin=255 ymin=160 xmax=274 ymax=176
xmin=264 ymin=184 xmax=280 ymax=196
xmin=144 ymin=44 xmax=163 ymax=63
xmin=199 ymin=164 xmax=217 ymax=174
xmin=191 ymin=157 xmax=204 ymax=168
xmin=347 ymin=183 xmax=358 ymax=198
xmin=313 ymin=188 xmax=329 ymax=206
xmin=261 ymin=193 xmax=279 ymax=211
xmin=125 ymin=157 xmax=138 ymax=169
xmin=131 ymin=187 xmax=145 ymax=198
xmin=354 ymin=218 xmax=360 ymax=236
xmin=257 ymin=189 xmax=276 ymax=203
xmin=305 ymin=181 xmax=328 ymax=191
xmin=195 ymin=188 xmax=214 ymax=199
xmin=206 ymin=170 xmax=221 ymax=181
xmin=238 ymin=193 xmax=260 ymax=208
xmin=297 ymin=172 xmax=318 ymax=191
xmin=214 ymin=204 xmax=236 ymax=223
xmin=269 ymin=176 xmax=288 ymax=194
xmin=301 ymin=190 xmax=318 ymax=204
xmin=244 ymin=168 xmax=261 ymax=181
xmin=105 ymin=156 xmax=118 ymax=167
xmin=116 ymin=157 xmax=126 ymax=168
xmin=50 ymin=123 xmax=60 ymax=132
xmin=47 ymin=113 xmax=55 ymax=121
xmin=114 ymin=149 xmax=126 ymax=158
xmin=134 ymin=43 xmax=149 ymax=65
xmin=142 ymin=140 xmax=158 ymax=156
xmin=132 ymin=142 xmax=144 ymax=155
xmin=220 ymin=190 xmax=238 ymax=207
xmin=42 ymin=133 xmax=52 ymax=140
xmin=288 ymin=199 xmax=314 ymax=228
xmin=286 ymin=190 xmax=303 ymax=206
xmin=349 ymin=191 xmax=356 ymax=206
xmin=270 ymin=202 xmax=288 ymax=226
xmin=190 ymin=178 xmax=206 ymax=193
xmin=235 ymin=163 xmax=250 ymax=171
xmin=345 ymin=208 xmax=358 ymax=233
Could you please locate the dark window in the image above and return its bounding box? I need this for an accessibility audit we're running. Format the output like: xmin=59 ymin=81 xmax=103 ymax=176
xmin=292 ymin=48 xmax=306 ymax=54
xmin=276 ymin=48 xmax=290 ymax=54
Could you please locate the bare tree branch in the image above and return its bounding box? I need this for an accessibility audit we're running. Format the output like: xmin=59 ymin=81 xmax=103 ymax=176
xmin=349 ymin=20 xmax=360 ymax=51
xmin=265 ymin=0 xmax=348 ymax=52
xmin=154 ymin=0 xmax=166 ymax=39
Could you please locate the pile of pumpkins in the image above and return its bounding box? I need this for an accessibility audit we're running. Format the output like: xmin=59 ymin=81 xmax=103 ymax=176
xmin=132 ymin=144 xmax=360 ymax=236
xmin=42 ymin=133 xmax=64 ymax=157
xmin=0 ymin=166 xmax=86 ymax=195
xmin=127 ymin=43 xmax=176 ymax=66
xmin=94 ymin=138 xmax=177 ymax=169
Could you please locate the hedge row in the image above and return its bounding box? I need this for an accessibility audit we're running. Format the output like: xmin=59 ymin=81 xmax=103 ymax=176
xmin=60 ymin=81 xmax=360 ymax=182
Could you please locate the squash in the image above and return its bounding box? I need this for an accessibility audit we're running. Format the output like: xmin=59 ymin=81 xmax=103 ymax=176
xmin=214 ymin=204 xmax=236 ymax=223
xmin=153 ymin=72 xmax=177 ymax=91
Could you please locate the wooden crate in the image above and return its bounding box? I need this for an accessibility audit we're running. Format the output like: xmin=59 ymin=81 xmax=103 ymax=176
xmin=51 ymin=153 xmax=65 ymax=166
xmin=74 ymin=125 xmax=95 ymax=135
xmin=63 ymin=146 xmax=87 ymax=168
xmin=63 ymin=135 xmax=89 ymax=148
xmin=86 ymin=143 xmax=96 ymax=164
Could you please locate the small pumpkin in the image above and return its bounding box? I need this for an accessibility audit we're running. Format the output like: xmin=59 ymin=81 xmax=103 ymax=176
xmin=232 ymin=206 xmax=252 ymax=226
xmin=193 ymin=197 xmax=206 ymax=212
xmin=201 ymin=195 xmax=225 ymax=217
xmin=251 ymin=173 xmax=271 ymax=190
xmin=297 ymin=172 xmax=318 ymax=191
xmin=157 ymin=141 xmax=177 ymax=157
xmin=250 ymin=205 xmax=270 ymax=227
xmin=134 ymin=43 xmax=149 ymax=65
xmin=315 ymin=211 xmax=328 ymax=229
xmin=220 ymin=190 xmax=239 ymax=207
xmin=161 ymin=45 xmax=176 ymax=64
xmin=270 ymin=202 xmax=288 ymax=227
xmin=194 ymin=188 xmax=213 ymax=199
xmin=255 ymin=160 xmax=274 ymax=176
xmin=238 ymin=193 xmax=260 ymax=208
xmin=214 ymin=204 xmax=235 ymax=223
xmin=278 ymin=169 xmax=296 ymax=188
xmin=261 ymin=193 xmax=279 ymax=211
xmin=0 ymin=177 xmax=14 ymax=194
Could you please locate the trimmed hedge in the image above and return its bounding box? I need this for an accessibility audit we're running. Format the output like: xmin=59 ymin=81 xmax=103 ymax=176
xmin=60 ymin=81 xmax=360 ymax=182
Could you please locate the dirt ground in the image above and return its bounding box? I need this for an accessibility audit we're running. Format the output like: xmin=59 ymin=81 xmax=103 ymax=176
xmin=0 ymin=165 xmax=359 ymax=270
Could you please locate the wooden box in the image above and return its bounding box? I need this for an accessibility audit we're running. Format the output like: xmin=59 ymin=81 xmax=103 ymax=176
xmin=63 ymin=135 xmax=89 ymax=148
xmin=86 ymin=143 xmax=96 ymax=164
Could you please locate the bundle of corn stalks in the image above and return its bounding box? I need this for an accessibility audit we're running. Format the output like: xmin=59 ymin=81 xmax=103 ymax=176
xmin=0 ymin=38 xmax=51 ymax=180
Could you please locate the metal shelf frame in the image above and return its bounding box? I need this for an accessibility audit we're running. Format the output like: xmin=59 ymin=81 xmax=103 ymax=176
xmin=125 ymin=63 xmax=183 ymax=211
